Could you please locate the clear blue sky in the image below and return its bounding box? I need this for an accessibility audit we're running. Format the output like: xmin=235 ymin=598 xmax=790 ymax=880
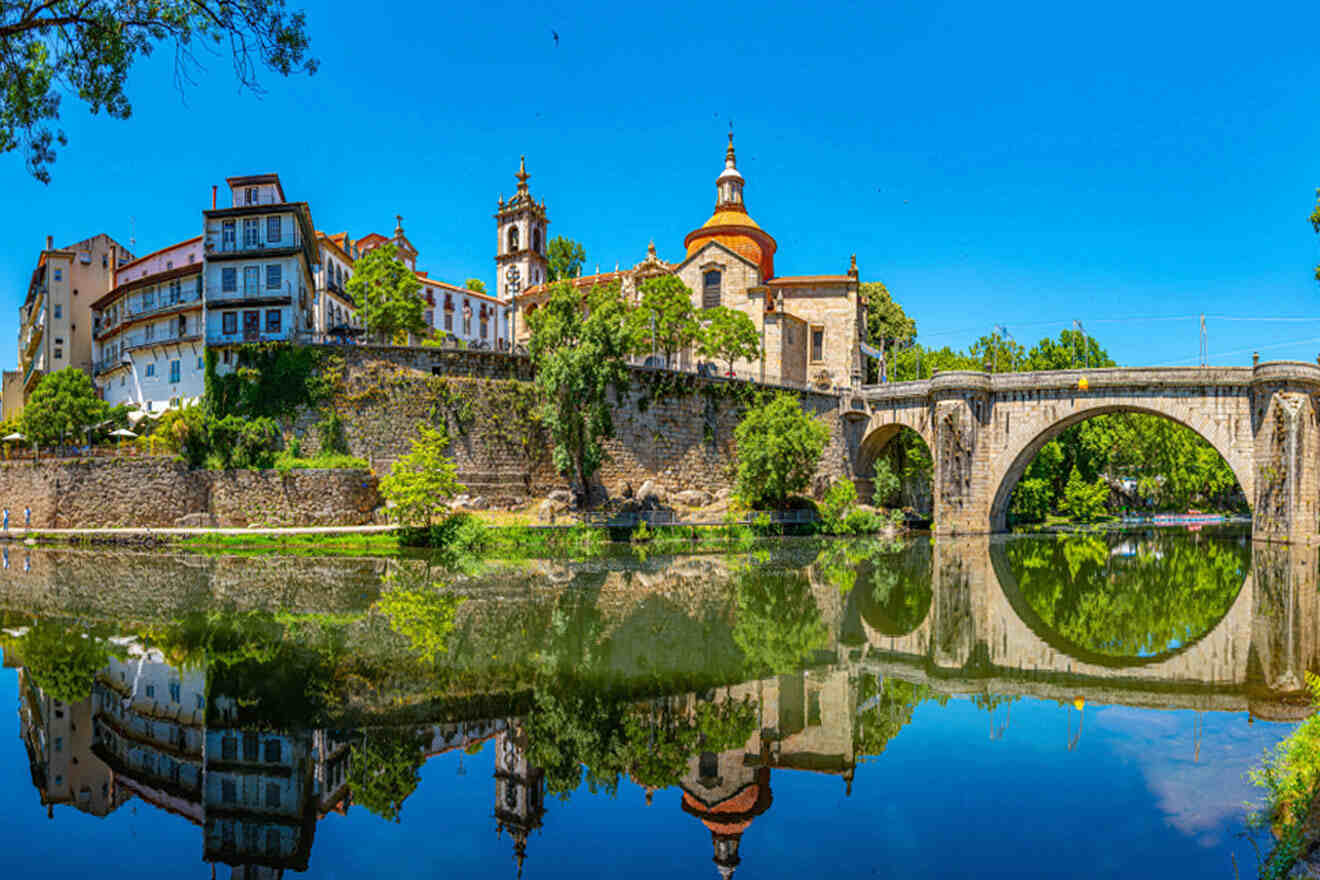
xmin=5 ymin=0 xmax=1320 ymax=371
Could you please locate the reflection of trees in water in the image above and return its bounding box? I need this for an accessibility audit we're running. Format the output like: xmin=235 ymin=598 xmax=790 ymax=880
xmin=732 ymin=568 xmax=828 ymax=675
xmin=817 ymin=539 xmax=934 ymax=638
xmin=348 ymin=726 xmax=430 ymax=822
xmin=853 ymin=673 xmax=947 ymax=757
xmin=1006 ymin=531 xmax=1248 ymax=658
xmin=3 ymin=617 xmax=116 ymax=704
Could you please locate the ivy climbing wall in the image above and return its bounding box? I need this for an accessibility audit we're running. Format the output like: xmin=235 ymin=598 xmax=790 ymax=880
xmin=296 ymin=345 xmax=850 ymax=500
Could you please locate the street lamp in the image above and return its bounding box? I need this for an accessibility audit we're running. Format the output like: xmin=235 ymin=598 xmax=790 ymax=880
xmin=505 ymin=265 xmax=521 ymax=352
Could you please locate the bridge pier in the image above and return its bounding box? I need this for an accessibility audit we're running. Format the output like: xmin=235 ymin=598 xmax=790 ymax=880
xmin=851 ymin=362 xmax=1320 ymax=542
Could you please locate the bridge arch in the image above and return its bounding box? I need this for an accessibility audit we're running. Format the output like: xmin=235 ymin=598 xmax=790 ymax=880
xmin=855 ymin=408 xmax=935 ymax=507
xmin=987 ymin=401 xmax=1254 ymax=531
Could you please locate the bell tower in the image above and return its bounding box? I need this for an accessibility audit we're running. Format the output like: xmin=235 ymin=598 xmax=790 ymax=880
xmin=494 ymin=156 xmax=550 ymax=303
xmin=493 ymin=725 xmax=545 ymax=878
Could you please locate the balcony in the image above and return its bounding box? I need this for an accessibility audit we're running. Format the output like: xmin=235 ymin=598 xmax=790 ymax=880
xmin=204 ymin=231 xmax=300 ymax=256
xmin=207 ymin=280 xmax=296 ymax=308
xmin=96 ymin=293 xmax=201 ymax=338
xmin=206 ymin=329 xmax=292 ymax=346
xmin=21 ymin=314 xmax=45 ymax=357
xmin=104 ymin=330 xmax=202 ymax=361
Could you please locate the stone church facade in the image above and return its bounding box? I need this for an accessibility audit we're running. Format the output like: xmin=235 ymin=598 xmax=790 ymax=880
xmin=508 ymin=136 xmax=865 ymax=390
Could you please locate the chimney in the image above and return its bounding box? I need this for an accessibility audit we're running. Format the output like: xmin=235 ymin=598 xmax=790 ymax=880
xmin=1253 ymin=351 xmax=1260 ymax=366
xmin=45 ymin=235 xmax=52 ymax=251
xmin=212 ymin=185 xmax=217 ymax=210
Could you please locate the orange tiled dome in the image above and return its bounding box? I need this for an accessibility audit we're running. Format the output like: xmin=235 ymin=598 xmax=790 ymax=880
xmin=684 ymin=135 xmax=778 ymax=279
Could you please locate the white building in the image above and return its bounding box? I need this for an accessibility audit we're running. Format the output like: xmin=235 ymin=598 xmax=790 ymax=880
xmin=314 ymin=231 xmax=361 ymax=338
xmin=91 ymin=237 xmax=205 ymax=412
xmin=203 ymin=174 xmax=318 ymax=356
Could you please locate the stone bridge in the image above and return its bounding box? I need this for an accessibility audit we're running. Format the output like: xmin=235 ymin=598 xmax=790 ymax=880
xmin=841 ymin=362 xmax=1320 ymax=541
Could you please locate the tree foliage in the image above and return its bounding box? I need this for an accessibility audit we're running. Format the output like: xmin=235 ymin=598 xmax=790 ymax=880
xmin=1 ymin=0 xmax=315 ymax=183
xmin=379 ymin=424 xmax=464 ymax=527
xmin=347 ymin=243 xmax=425 ymax=342
xmin=733 ymin=393 xmax=830 ymax=508
xmin=15 ymin=618 xmax=115 ymax=704
xmin=463 ymin=278 xmax=486 ymax=294
xmin=546 ymin=236 xmax=586 ymax=282
xmin=349 ymin=726 xmax=427 ymax=822
xmin=22 ymin=367 xmax=108 ymax=445
xmin=626 ymin=275 xmax=698 ymax=366
xmin=527 ymin=280 xmax=630 ymax=498
xmin=697 ymin=305 xmax=760 ymax=375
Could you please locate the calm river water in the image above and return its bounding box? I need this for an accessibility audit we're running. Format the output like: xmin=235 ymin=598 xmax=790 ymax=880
xmin=0 ymin=526 xmax=1309 ymax=878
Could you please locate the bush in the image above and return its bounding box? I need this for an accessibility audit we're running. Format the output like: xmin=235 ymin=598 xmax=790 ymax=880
xmin=1063 ymin=467 xmax=1109 ymax=522
xmin=379 ymin=424 xmax=463 ymax=527
xmin=819 ymin=479 xmax=859 ymax=534
xmin=208 ymin=415 xmax=281 ymax=469
xmin=273 ymin=452 xmax=368 ymax=473
xmin=733 ymin=393 xmax=831 ymax=508
xmin=318 ymin=410 xmax=349 ymax=455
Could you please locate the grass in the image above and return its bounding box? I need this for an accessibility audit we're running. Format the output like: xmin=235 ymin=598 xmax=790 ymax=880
xmin=1249 ymin=672 xmax=1320 ymax=878
xmin=272 ymin=452 xmax=369 ymax=473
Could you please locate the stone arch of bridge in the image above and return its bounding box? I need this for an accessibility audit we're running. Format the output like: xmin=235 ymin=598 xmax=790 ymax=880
xmin=987 ymin=402 xmax=1254 ymax=532
xmin=855 ymin=413 xmax=935 ymax=505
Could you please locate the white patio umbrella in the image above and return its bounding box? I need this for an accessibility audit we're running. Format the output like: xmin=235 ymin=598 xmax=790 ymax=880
xmin=109 ymin=428 xmax=138 ymax=439
xmin=2 ymin=432 xmax=24 ymax=442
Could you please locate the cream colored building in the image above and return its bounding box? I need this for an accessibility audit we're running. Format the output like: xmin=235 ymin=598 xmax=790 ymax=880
xmin=13 ymin=233 xmax=133 ymax=416
xmin=513 ymin=136 xmax=865 ymax=390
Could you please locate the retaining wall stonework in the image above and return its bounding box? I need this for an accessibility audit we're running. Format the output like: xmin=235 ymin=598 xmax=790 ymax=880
xmin=294 ymin=345 xmax=849 ymax=500
xmin=0 ymin=459 xmax=378 ymax=528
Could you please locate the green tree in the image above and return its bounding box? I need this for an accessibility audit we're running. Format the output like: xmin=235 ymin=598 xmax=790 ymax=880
xmin=21 ymin=367 xmax=108 ymax=445
xmin=1062 ymin=466 xmax=1109 ymax=521
xmin=546 ymin=236 xmax=586 ymax=282
xmin=1 ymin=1 xmax=315 ymax=183
xmin=732 ymin=569 xmax=828 ymax=674
xmin=375 ymin=574 xmax=466 ymax=665
xmin=528 ymin=280 xmax=631 ymax=499
xmin=348 ymin=727 xmax=427 ymax=822
xmin=15 ymin=618 xmax=115 ymax=704
xmin=464 ymin=278 xmax=486 ymax=294
xmin=347 ymin=243 xmax=425 ymax=342
xmin=733 ymin=393 xmax=831 ymax=508
xmin=379 ymin=424 xmax=464 ymax=527
xmin=627 ymin=276 xmax=699 ymax=366
xmin=697 ymin=305 xmax=761 ymax=376
xmin=1025 ymin=329 xmax=1116 ymax=371
xmin=860 ymin=281 xmax=916 ymax=382
xmin=969 ymin=332 xmax=1026 ymax=373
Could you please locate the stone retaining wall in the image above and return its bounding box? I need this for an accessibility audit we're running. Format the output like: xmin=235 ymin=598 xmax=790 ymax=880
xmin=0 ymin=459 xmax=379 ymax=528
xmin=298 ymin=345 xmax=849 ymax=500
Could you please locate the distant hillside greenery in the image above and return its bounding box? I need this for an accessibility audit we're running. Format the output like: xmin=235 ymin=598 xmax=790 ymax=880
xmin=862 ymin=293 xmax=1246 ymax=520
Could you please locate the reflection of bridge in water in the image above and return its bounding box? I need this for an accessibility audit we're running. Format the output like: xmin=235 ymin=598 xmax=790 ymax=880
xmin=814 ymin=537 xmax=1319 ymax=718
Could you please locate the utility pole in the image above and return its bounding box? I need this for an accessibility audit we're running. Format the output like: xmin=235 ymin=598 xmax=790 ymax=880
xmin=1199 ymin=314 xmax=1207 ymax=367
xmin=1073 ymin=320 xmax=1089 ymax=368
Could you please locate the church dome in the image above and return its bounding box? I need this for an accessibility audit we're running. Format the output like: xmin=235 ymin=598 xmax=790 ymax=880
xmin=684 ymin=134 xmax=777 ymax=279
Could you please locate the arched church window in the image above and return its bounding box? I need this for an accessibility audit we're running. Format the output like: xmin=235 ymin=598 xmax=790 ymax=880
xmin=507 ymin=226 xmax=519 ymax=253
xmin=533 ymin=228 xmax=542 ymax=253
xmin=702 ymin=270 xmax=722 ymax=309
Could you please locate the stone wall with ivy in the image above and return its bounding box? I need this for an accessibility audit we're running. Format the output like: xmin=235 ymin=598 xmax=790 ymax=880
xmin=299 ymin=344 xmax=849 ymax=499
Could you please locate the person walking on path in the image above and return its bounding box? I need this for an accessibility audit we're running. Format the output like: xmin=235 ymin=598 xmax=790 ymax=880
xmin=4 ymin=508 xmax=10 ymax=532
xmin=24 ymin=507 xmax=30 ymax=530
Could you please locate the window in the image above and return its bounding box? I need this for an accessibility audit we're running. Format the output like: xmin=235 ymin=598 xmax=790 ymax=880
xmin=169 ymin=281 xmax=181 ymax=303
xmin=142 ymin=290 xmax=155 ymax=310
xmin=102 ymin=254 xmax=108 ymax=268
xmin=53 ymin=268 xmax=62 ymax=282
xmin=480 ymin=317 xmax=488 ymax=339
xmin=243 ymin=265 xmax=260 ymax=294
xmin=54 ymin=348 xmax=62 ymax=360
xmin=243 ymin=218 xmax=259 ymax=248
xmin=811 ymin=326 xmax=824 ymax=362
xmin=145 ymin=363 xmax=155 ymax=377
xmin=265 ymin=783 xmax=281 ymax=808
xmin=507 ymin=225 xmax=519 ymax=252
xmin=53 ymin=303 xmax=62 ymax=319
xmin=264 ymin=739 xmax=281 ymax=763
xmin=266 ymin=216 xmax=281 ymax=243
xmin=265 ymin=310 xmax=281 ymax=333
xmin=245 ymin=186 xmax=257 ymax=205
xmin=196 ymin=694 xmax=204 ymax=710
xmin=443 ymin=312 xmax=453 ymax=332
xmin=424 ymin=310 xmax=434 ymax=326
xmin=54 ymin=737 xmax=62 ymax=752
xmin=265 ymin=264 xmax=281 ymax=290
xmin=222 ymin=737 xmax=237 ymax=760
xmin=222 ymin=220 xmax=236 ymax=249
xmin=222 ymin=312 xmax=237 ymax=335
xmin=533 ymin=227 xmax=542 ymax=253
xmin=243 ymin=732 xmax=259 ymax=761
xmin=197 ymin=356 xmax=204 ymax=369
xmin=169 ymin=681 xmax=181 ymax=702
xmin=145 ymin=684 xmax=155 ymax=698
xmin=169 ymin=360 xmax=180 ymax=383
xmin=166 ymin=260 xmax=173 ymax=270
xmin=221 ymin=267 xmax=237 ymax=292
xmin=145 ymin=323 xmax=154 ymax=341
xmin=222 ymin=779 xmax=236 ymax=803
xmin=703 ymin=270 xmax=722 ymax=309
